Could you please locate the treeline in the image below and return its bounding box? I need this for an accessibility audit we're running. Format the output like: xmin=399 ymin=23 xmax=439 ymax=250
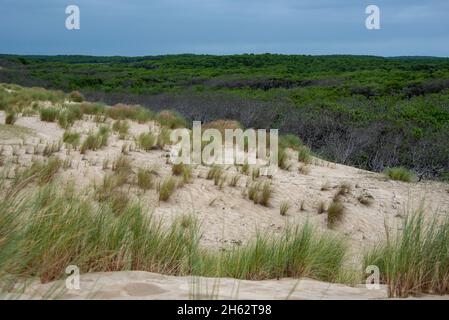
xmin=0 ymin=54 xmax=448 ymax=179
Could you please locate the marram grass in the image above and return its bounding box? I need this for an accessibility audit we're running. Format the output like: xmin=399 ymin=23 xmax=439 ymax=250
xmin=0 ymin=170 xmax=351 ymax=286
xmin=363 ymin=205 xmax=449 ymax=297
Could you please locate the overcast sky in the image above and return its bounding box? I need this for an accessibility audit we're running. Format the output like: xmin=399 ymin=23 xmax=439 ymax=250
xmin=1 ymin=0 xmax=448 ymax=56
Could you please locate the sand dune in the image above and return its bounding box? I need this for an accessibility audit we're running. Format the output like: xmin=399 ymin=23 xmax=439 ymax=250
xmin=1 ymin=108 xmax=449 ymax=300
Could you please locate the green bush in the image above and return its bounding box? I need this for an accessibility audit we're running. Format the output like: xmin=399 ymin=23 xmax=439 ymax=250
xmin=69 ymin=91 xmax=84 ymax=102
xmin=384 ymin=167 xmax=415 ymax=182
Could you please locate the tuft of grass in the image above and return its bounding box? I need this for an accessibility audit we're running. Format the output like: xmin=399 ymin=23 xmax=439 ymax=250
xmin=158 ymin=176 xmax=177 ymax=201
xmin=247 ymin=181 xmax=272 ymax=206
xmin=137 ymin=168 xmax=155 ymax=190
xmin=240 ymin=163 xmax=249 ymax=175
xmin=334 ymin=182 xmax=351 ymax=202
xmin=251 ymin=167 xmax=260 ymax=180
xmin=156 ymin=127 xmax=172 ymax=149
xmin=40 ymin=108 xmax=59 ymax=122
xmin=62 ymin=131 xmax=80 ymax=149
xmin=112 ymin=155 xmax=132 ymax=175
xmin=57 ymin=107 xmax=83 ymax=129
xmin=363 ymin=206 xmax=449 ymax=297
xmin=327 ymin=200 xmax=345 ymax=228
xmin=80 ymin=127 xmax=109 ymax=154
xmin=321 ymin=181 xmax=331 ymax=191
xmin=259 ymin=181 xmax=272 ymax=206
xmin=278 ymin=148 xmax=291 ymax=170
xmin=228 ymin=174 xmax=241 ymax=187
xmin=206 ymin=165 xmax=224 ymax=181
xmin=172 ymin=163 xmax=186 ymax=176
xmin=317 ymin=200 xmax=327 ymax=214
xmin=171 ymin=163 xmax=193 ymax=184
xmin=43 ymin=142 xmax=61 ymax=157
xmin=297 ymin=145 xmax=312 ymax=164
xmin=358 ymin=194 xmax=374 ymax=206
xmin=112 ymin=120 xmax=130 ymax=139
xmin=136 ymin=132 xmax=156 ymax=151
xmin=298 ymin=164 xmax=310 ymax=175
xmin=5 ymin=112 xmax=17 ymax=125
xmin=280 ymin=201 xmax=291 ymax=216
xmin=384 ymin=167 xmax=415 ymax=182
xmin=80 ymin=134 xmax=97 ymax=154
xmin=299 ymin=200 xmax=306 ymax=211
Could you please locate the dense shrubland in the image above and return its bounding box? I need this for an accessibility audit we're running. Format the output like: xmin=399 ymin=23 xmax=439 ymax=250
xmin=1 ymin=54 xmax=448 ymax=179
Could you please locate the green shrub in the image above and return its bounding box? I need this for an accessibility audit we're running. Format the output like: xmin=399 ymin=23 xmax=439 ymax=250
xmin=69 ymin=91 xmax=84 ymax=102
xmin=279 ymin=134 xmax=303 ymax=151
xmin=80 ymin=102 xmax=105 ymax=115
xmin=384 ymin=167 xmax=415 ymax=182
xmin=156 ymin=110 xmax=187 ymax=129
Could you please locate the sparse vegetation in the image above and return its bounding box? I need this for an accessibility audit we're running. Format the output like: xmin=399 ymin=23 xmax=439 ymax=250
xmin=358 ymin=194 xmax=374 ymax=206
xmin=317 ymin=200 xmax=327 ymax=214
xmin=280 ymin=201 xmax=291 ymax=216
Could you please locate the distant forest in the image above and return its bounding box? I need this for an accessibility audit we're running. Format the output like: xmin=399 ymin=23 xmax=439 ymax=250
xmin=1 ymin=54 xmax=448 ymax=179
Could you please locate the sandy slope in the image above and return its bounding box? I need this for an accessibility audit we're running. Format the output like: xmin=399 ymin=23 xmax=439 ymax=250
xmin=1 ymin=110 xmax=449 ymax=300
xmin=20 ymin=271 xmax=390 ymax=300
